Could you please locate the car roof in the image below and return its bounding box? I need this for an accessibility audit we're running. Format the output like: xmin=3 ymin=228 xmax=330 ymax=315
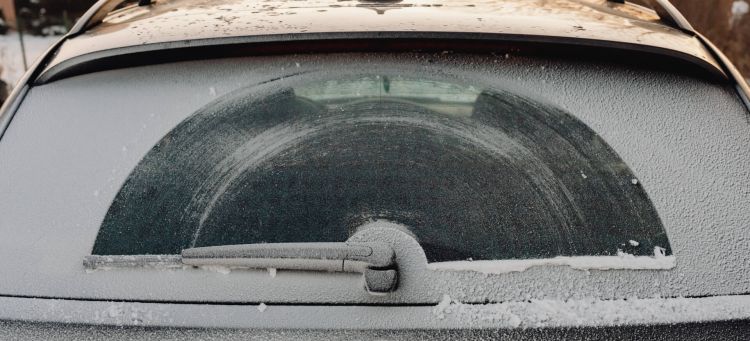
xmin=36 ymin=0 xmax=726 ymax=83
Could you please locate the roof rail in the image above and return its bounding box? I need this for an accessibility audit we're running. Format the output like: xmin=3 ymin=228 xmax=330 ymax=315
xmin=68 ymin=0 xmax=153 ymax=36
xmin=607 ymin=0 xmax=695 ymax=33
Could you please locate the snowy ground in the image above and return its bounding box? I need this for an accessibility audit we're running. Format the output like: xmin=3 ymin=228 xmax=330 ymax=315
xmin=0 ymin=32 xmax=60 ymax=88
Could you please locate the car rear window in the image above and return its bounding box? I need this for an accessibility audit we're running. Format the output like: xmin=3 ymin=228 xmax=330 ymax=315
xmin=93 ymin=75 xmax=671 ymax=262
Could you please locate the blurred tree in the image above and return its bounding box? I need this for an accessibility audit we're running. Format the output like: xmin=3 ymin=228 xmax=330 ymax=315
xmin=18 ymin=0 xmax=96 ymax=16
xmin=14 ymin=0 xmax=96 ymax=35
xmin=670 ymin=0 xmax=749 ymax=79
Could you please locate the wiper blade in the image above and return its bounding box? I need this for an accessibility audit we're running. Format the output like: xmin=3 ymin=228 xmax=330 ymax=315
xmin=83 ymin=254 xmax=182 ymax=269
xmin=84 ymin=242 xmax=398 ymax=294
xmin=182 ymin=242 xmax=398 ymax=294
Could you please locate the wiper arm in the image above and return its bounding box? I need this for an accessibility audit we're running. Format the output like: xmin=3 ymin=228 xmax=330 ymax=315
xmin=182 ymin=242 xmax=398 ymax=294
xmin=83 ymin=242 xmax=398 ymax=294
xmin=180 ymin=242 xmax=397 ymax=293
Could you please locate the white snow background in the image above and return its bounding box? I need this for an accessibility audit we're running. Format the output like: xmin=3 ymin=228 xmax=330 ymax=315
xmin=0 ymin=32 xmax=60 ymax=88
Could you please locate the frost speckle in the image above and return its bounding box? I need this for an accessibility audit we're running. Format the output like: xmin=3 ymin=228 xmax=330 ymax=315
xmin=629 ymin=240 xmax=640 ymax=247
xmin=267 ymin=268 xmax=277 ymax=278
xmin=257 ymin=303 xmax=267 ymax=312
xmin=430 ymin=296 xmax=750 ymax=328
xmin=433 ymin=294 xmax=453 ymax=319
xmin=631 ymin=178 xmax=639 ymax=185
xmin=200 ymin=265 xmax=231 ymax=274
xmin=427 ymin=251 xmax=676 ymax=274
xmin=106 ymin=304 xmax=124 ymax=318
xmin=432 ymin=294 xmax=522 ymax=327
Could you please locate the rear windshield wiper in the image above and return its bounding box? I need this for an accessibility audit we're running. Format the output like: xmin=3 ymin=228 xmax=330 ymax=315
xmin=84 ymin=242 xmax=398 ymax=294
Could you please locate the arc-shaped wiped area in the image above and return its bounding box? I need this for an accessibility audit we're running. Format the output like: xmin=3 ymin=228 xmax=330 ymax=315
xmin=94 ymin=76 xmax=670 ymax=262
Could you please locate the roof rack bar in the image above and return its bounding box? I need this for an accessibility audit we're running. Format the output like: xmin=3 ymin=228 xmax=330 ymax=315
xmin=648 ymin=0 xmax=695 ymax=32
xmin=69 ymin=0 xmax=152 ymax=35
xmin=607 ymin=0 xmax=695 ymax=33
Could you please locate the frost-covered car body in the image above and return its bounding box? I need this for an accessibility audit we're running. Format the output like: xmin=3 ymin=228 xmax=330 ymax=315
xmin=0 ymin=0 xmax=749 ymax=339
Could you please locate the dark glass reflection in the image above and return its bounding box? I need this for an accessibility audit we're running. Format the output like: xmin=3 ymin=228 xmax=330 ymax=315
xmin=94 ymin=76 xmax=670 ymax=262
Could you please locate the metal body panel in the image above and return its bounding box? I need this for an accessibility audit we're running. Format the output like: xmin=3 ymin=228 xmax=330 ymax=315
xmin=1 ymin=54 xmax=748 ymax=303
